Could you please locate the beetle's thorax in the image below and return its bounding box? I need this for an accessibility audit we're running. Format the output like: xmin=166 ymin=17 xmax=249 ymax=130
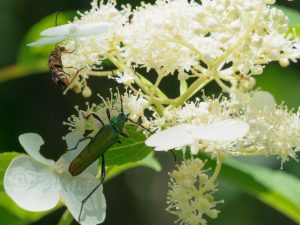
xmin=111 ymin=113 xmax=128 ymax=133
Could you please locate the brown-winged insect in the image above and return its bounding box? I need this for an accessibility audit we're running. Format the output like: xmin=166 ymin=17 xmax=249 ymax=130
xmin=48 ymin=45 xmax=72 ymax=90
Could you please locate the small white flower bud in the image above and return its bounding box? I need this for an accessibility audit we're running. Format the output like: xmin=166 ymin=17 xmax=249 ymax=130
xmin=82 ymin=86 xmax=92 ymax=98
xmin=178 ymin=71 xmax=189 ymax=80
xmin=279 ymin=58 xmax=290 ymax=67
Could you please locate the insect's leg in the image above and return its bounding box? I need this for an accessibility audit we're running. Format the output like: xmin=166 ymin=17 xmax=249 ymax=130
xmin=106 ymin=108 xmax=111 ymax=122
xmin=64 ymin=66 xmax=78 ymax=70
xmin=66 ymin=136 xmax=93 ymax=151
xmin=84 ymin=113 xmax=105 ymax=127
xmin=120 ymin=131 xmax=129 ymax=138
xmin=67 ymin=68 xmax=84 ymax=86
xmin=170 ymin=150 xmax=177 ymax=162
xmin=78 ymin=155 xmax=105 ymax=221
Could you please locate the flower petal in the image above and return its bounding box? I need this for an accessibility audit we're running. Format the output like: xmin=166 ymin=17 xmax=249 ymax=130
xmin=40 ymin=23 xmax=75 ymax=36
xmin=67 ymin=22 xmax=112 ymax=38
xmin=62 ymin=132 xmax=98 ymax=176
xmin=27 ymin=36 xmax=65 ymax=46
xmin=60 ymin=173 xmax=106 ymax=225
xmin=19 ymin=133 xmax=55 ymax=166
xmin=40 ymin=22 xmax=111 ymax=38
xmin=145 ymin=124 xmax=195 ymax=151
xmin=191 ymin=119 xmax=249 ymax=142
xmin=4 ymin=156 xmax=60 ymax=211
xmin=249 ymin=91 xmax=276 ymax=112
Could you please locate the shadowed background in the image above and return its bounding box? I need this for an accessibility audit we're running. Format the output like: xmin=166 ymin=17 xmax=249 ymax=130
xmin=0 ymin=1 xmax=300 ymax=225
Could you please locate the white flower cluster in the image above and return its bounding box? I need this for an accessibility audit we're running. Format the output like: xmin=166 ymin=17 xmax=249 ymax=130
xmin=151 ymin=91 xmax=300 ymax=163
xmin=167 ymin=158 xmax=222 ymax=225
xmin=37 ymin=0 xmax=299 ymax=96
xmin=64 ymin=90 xmax=150 ymax=134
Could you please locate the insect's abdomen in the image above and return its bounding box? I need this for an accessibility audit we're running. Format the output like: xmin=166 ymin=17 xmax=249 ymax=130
xmin=69 ymin=125 xmax=119 ymax=176
xmin=48 ymin=52 xmax=63 ymax=70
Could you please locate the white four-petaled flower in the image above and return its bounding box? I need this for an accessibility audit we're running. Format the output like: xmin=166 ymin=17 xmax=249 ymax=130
xmin=4 ymin=132 xmax=106 ymax=225
xmin=146 ymin=119 xmax=249 ymax=154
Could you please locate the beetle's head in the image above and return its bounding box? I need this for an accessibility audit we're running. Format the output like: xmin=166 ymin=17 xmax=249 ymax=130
xmin=111 ymin=113 xmax=128 ymax=133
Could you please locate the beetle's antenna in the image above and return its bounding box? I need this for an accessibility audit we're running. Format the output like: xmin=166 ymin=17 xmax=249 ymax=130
xmin=128 ymin=118 xmax=153 ymax=134
xmin=117 ymin=87 xmax=125 ymax=114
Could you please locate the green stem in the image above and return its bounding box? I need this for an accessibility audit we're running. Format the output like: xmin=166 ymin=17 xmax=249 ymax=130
xmin=57 ymin=210 xmax=73 ymax=225
xmin=201 ymin=155 xmax=223 ymax=193
xmin=173 ymin=75 xmax=213 ymax=107
xmin=0 ymin=63 xmax=47 ymax=83
xmin=103 ymin=53 xmax=166 ymax=115
xmin=88 ymin=69 xmax=118 ymax=77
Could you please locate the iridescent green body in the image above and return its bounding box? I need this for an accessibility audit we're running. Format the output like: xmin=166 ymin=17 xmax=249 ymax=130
xmin=69 ymin=113 xmax=128 ymax=176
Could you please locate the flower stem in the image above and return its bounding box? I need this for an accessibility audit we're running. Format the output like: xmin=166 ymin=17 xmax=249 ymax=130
xmin=173 ymin=75 xmax=213 ymax=107
xmin=57 ymin=210 xmax=73 ymax=225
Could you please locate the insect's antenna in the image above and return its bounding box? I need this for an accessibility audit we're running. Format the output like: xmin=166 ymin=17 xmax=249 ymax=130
xmin=55 ymin=11 xmax=61 ymax=27
xmin=117 ymin=87 xmax=125 ymax=114
xmin=128 ymin=118 xmax=153 ymax=134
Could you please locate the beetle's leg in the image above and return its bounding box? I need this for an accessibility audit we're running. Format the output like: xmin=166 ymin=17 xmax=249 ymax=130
xmin=66 ymin=136 xmax=93 ymax=151
xmin=78 ymin=155 xmax=105 ymax=222
xmin=106 ymin=108 xmax=111 ymax=122
xmin=121 ymin=131 xmax=129 ymax=138
xmin=84 ymin=112 xmax=105 ymax=127
xmin=170 ymin=150 xmax=177 ymax=162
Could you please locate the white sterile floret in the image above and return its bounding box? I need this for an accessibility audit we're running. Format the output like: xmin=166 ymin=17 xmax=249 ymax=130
xmin=146 ymin=119 xmax=249 ymax=154
xmin=28 ymin=22 xmax=112 ymax=46
xmin=4 ymin=133 xmax=106 ymax=225
xmin=150 ymin=91 xmax=300 ymax=163
xmin=65 ymin=91 xmax=149 ymax=134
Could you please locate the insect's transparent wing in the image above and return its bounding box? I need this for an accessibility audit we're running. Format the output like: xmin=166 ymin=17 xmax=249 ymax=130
xmin=27 ymin=36 xmax=65 ymax=47
xmin=145 ymin=124 xmax=195 ymax=151
xmin=191 ymin=119 xmax=249 ymax=142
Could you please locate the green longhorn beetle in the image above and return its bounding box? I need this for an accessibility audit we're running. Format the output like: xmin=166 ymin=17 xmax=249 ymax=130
xmin=67 ymin=95 xmax=151 ymax=221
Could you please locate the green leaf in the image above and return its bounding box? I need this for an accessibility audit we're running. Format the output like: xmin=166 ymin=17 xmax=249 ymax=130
xmin=278 ymin=6 xmax=300 ymax=28
xmin=105 ymin=152 xmax=161 ymax=182
xmin=0 ymin=152 xmax=21 ymax=192
xmin=105 ymin=125 xmax=153 ymax=166
xmin=0 ymin=152 xmax=56 ymax=225
xmin=220 ymin=158 xmax=300 ymax=224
